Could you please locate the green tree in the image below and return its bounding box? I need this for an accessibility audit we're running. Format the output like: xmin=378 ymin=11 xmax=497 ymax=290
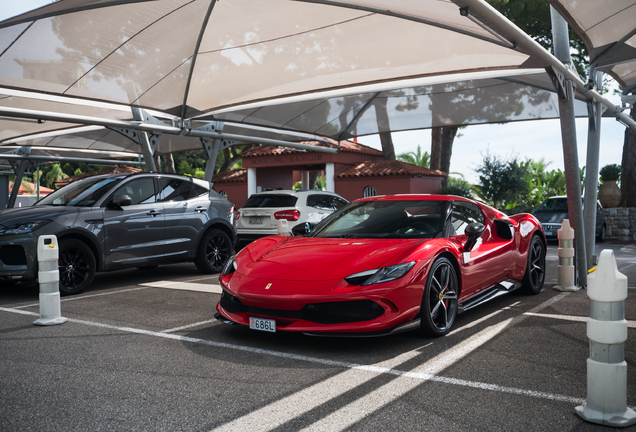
xmin=441 ymin=174 xmax=473 ymax=199
xmin=485 ymin=0 xmax=588 ymax=78
xmin=44 ymin=164 xmax=69 ymax=188
xmin=473 ymin=153 xmax=530 ymax=211
xmin=397 ymin=144 xmax=430 ymax=168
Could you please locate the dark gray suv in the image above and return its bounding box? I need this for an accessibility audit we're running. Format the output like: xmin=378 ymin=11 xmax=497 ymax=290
xmin=0 ymin=173 xmax=236 ymax=294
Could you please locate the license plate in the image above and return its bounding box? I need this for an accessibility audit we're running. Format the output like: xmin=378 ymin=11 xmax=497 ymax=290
xmin=249 ymin=217 xmax=263 ymax=224
xmin=545 ymin=231 xmax=552 ymax=236
xmin=249 ymin=317 xmax=276 ymax=332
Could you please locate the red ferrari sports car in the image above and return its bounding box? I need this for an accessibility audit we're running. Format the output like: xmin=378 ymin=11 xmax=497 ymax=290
xmin=216 ymin=194 xmax=546 ymax=337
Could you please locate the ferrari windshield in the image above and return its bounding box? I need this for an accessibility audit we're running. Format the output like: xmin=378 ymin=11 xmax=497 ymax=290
xmin=312 ymin=200 xmax=446 ymax=239
xmin=36 ymin=176 xmax=125 ymax=207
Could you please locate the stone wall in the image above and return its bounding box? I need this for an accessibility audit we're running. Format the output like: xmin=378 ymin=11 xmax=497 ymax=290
xmin=602 ymin=207 xmax=636 ymax=241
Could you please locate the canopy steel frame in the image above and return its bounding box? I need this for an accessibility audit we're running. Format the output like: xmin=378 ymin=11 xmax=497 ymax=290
xmin=0 ymin=106 xmax=339 ymax=154
xmin=451 ymin=0 xmax=636 ymax=131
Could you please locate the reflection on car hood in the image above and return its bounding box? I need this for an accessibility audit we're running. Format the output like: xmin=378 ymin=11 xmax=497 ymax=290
xmin=0 ymin=205 xmax=80 ymax=224
xmin=533 ymin=212 xmax=568 ymax=224
xmin=236 ymin=236 xmax=426 ymax=281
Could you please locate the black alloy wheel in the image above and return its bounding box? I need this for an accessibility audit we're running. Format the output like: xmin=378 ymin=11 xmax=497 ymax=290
xmin=195 ymin=228 xmax=233 ymax=274
xmin=58 ymin=239 xmax=96 ymax=295
xmin=419 ymin=257 xmax=459 ymax=337
xmin=521 ymin=235 xmax=545 ymax=295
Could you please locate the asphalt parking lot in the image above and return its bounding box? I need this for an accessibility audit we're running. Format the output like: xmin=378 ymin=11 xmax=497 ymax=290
xmin=1 ymin=242 xmax=635 ymax=431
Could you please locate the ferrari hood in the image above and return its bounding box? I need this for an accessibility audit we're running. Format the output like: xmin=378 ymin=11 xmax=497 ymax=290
xmin=236 ymin=236 xmax=425 ymax=281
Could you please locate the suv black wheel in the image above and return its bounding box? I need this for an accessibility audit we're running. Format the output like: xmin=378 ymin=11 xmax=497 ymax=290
xmin=58 ymin=239 xmax=96 ymax=295
xmin=195 ymin=228 xmax=233 ymax=274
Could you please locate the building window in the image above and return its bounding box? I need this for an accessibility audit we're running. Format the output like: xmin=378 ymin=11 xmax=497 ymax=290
xmin=219 ymin=190 xmax=228 ymax=198
xmin=363 ymin=186 xmax=376 ymax=198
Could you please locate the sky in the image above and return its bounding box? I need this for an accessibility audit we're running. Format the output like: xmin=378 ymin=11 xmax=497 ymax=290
xmin=1 ymin=1 xmax=628 ymax=184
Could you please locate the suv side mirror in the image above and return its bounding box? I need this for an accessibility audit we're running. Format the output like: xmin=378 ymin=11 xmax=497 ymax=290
xmin=464 ymin=222 xmax=485 ymax=252
xmin=110 ymin=194 xmax=132 ymax=208
xmin=291 ymin=222 xmax=314 ymax=236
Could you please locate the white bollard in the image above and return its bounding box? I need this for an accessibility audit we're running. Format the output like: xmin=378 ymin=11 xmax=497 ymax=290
xmin=575 ymin=250 xmax=636 ymax=427
xmin=553 ymin=219 xmax=580 ymax=292
xmin=277 ymin=219 xmax=290 ymax=235
xmin=33 ymin=235 xmax=67 ymax=326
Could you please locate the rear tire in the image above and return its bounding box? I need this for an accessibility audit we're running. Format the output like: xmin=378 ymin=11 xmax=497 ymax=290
xmin=195 ymin=228 xmax=233 ymax=274
xmin=521 ymin=235 xmax=545 ymax=295
xmin=418 ymin=257 xmax=459 ymax=337
xmin=58 ymin=239 xmax=96 ymax=295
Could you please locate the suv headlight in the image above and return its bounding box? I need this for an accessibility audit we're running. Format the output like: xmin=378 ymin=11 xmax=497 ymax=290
xmin=0 ymin=219 xmax=52 ymax=235
xmin=345 ymin=261 xmax=416 ymax=286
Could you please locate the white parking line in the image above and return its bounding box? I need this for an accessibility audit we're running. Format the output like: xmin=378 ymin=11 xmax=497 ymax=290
xmin=4 ymin=291 xmax=628 ymax=432
xmin=524 ymin=312 xmax=636 ymax=328
xmin=139 ymin=281 xmax=222 ymax=293
xmin=13 ymin=286 xmax=152 ymax=309
xmin=161 ymin=319 xmax=218 ymax=333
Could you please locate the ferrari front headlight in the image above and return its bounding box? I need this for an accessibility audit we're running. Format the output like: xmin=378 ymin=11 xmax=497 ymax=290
xmin=345 ymin=261 xmax=416 ymax=286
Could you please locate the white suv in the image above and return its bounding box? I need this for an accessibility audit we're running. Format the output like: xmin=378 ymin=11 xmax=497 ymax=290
xmin=236 ymin=190 xmax=349 ymax=247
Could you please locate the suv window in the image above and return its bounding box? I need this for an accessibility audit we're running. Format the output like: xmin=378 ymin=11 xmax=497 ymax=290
xmin=306 ymin=194 xmax=349 ymax=211
xmin=37 ymin=176 xmax=123 ymax=207
xmin=243 ymin=195 xmax=297 ymax=208
xmin=158 ymin=178 xmax=198 ymax=202
xmin=451 ymin=201 xmax=485 ymax=236
xmin=112 ymin=178 xmax=156 ymax=205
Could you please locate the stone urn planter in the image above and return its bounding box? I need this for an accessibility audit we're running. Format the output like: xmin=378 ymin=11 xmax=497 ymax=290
xmin=598 ymin=180 xmax=621 ymax=208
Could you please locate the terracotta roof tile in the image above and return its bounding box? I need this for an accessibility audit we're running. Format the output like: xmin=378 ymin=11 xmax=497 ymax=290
xmin=212 ymin=169 xmax=247 ymax=183
xmin=336 ymin=161 xmax=447 ymax=178
xmin=240 ymin=139 xmax=382 ymax=158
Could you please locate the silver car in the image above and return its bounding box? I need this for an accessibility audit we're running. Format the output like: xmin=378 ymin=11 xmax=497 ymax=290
xmin=235 ymin=190 xmax=349 ymax=247
xmin=0 ymin=173 xmax=236 ymax=294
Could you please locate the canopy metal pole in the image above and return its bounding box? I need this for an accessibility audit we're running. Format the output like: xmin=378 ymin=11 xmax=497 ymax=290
xmin=550 ymin=7 xmax=587 ymax=287
xmin=131 ymin=107 xmax=157 ymax=172
xmin=583 ymin=72 xmax=604 ymax=270
xmin=8 ymin=160 xmax=28 ymax=209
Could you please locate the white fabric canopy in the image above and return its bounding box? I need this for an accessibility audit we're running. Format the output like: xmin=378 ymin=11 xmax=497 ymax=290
xmin=548 ymin=0 xmax=636 ymax=93
xmin=0 ymin=0 xmax=540 ymax=121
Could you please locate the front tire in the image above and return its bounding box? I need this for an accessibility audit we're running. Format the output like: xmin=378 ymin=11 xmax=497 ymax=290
xmin=521 ymin=235 xmax=545 ymax=295
xmin=58 ymin=239 xmax=96 ymax=295
xmin=195 ymin=228 xmax=233 ymax=274
xmin=418 ymin=257 xmax=459 ymax=337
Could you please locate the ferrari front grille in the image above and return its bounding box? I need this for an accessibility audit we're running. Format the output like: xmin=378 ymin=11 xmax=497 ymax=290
xmin=0 ymin=245 xmax=27 ymax=266
xmin=220 ymin=291 xmax=385 ymax=324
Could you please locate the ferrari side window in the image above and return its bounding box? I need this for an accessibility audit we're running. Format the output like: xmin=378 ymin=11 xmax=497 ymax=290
xmin=451 ymin=202 xmax=485 ymax=236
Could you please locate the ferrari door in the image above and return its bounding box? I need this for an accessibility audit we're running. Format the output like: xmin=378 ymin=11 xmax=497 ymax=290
xmin=451 ymin=201 xmax=514 ymax=297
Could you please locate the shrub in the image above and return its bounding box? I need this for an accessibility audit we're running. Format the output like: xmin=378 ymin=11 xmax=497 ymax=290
xmin=599 ymin=164 xmax=621 ymax=182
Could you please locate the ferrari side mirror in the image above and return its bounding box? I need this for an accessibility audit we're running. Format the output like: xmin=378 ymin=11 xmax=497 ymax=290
xmin=464 ymin=222 xmax=485 ymax=252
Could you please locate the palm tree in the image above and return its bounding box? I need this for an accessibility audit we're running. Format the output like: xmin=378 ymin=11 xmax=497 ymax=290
xmin=397 ymin=144 xmax=430 ymax=168
xmin=45 ymin=164 xmax=68 ymax=188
